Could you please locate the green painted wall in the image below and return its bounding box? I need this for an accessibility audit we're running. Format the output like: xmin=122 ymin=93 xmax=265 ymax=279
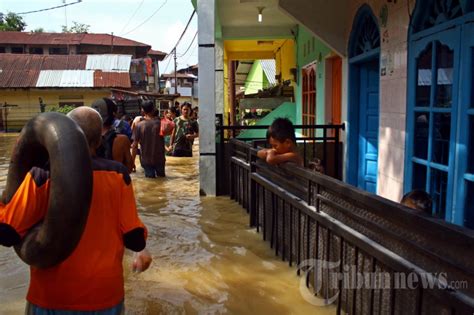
xmin=244 ymin=61 xmax=269 ymax=95
xmin=237 ymin=102 xmax=296 ymax=139
xmin=294 ymin=25 xmax=332 ymax=126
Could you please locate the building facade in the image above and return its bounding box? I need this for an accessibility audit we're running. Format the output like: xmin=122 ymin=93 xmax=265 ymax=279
xmin=196 ymin=0 xmax=474 ymax=229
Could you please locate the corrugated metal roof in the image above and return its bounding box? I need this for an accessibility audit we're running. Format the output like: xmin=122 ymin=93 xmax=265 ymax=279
xmin=0 ymin=54 xmax=131 ymax=88
xmin=0 ymin=32 xmax=150 ymax=48
xmin=42 ymin=55 xmax=87 ymax=70
xmin=0 ymin=54 xmax=87 ymax=71
xmin=162 ymin=73 xmax=197 ymax=79
xmin=0 ymin=70 xmax=40 ymax=88
xmin=94 ymin=71 xmax=131 ymax=88
xmin=260 ymin=59 xmax=276 ymax=85
xmin=36 ymin=70 xmax=94 ymax=87
xmin=86 ymin=55 xmax=131 ymax=72
xmin=81 ymin=33 xmax=149 ymax=47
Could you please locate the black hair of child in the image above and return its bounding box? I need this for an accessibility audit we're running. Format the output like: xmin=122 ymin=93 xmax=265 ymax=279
xmin=267 ymin=117 xmax=296 ymax=144
xmin=401 ymin=190 xmax=432 ymax=214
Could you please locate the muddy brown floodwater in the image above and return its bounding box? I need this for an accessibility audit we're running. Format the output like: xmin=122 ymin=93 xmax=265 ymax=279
xmin=0 ymin=134 xmax=335 ymax=315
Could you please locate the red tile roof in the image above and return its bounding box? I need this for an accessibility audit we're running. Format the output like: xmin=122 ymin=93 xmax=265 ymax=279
xmin=0 ymin=32 xmax=150 ymax=48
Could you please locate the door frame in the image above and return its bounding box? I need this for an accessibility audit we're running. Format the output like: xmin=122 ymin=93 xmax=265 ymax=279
xmin=346 ymin=4 xmax=381 ymax=189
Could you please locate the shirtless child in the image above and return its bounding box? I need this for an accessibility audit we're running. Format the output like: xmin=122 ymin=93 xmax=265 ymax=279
xmin=257 ymin=118 xmax=303 ymax=167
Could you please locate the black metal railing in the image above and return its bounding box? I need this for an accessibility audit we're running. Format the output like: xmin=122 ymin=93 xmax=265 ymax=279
xmin=215 ymin=114 xmax=345 ymax=195
xmin=229 ymin=139 xmax=474 ymax=314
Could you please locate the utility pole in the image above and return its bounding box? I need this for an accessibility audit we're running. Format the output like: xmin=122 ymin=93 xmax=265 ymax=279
xmin=174 ymin=48 xmax=178 ymax=95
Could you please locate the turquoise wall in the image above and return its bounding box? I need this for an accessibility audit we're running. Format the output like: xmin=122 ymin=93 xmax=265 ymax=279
xmin=237 ymin=102 xmax=296 ymax=139
xmin=295 ymin=25 xmax=332 ymax=127
xmin=245 ymin=61 xmax=269 ymax=95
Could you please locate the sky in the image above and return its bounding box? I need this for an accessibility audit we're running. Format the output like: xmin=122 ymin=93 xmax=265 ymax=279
xmin=0 ymin=0 xmax=198 ymax=74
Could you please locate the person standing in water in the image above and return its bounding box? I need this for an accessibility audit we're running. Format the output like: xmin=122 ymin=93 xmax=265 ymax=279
xmin=169 ymin=102 xmax=199 ymax=157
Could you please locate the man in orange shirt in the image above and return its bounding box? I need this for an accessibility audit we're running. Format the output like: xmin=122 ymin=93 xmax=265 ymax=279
xmin=0 ymin=107 xmax=151 ymax=314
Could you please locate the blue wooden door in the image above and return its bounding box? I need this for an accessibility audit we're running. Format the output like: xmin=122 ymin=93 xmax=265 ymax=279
xmin=358 ymin=59 xmax=379 ymax=193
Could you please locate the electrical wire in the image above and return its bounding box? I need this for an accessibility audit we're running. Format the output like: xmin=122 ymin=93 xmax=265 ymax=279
xmin=119 ymin=0 xmax=146 ymax=35
xmin=161 ymin=55 xmax=173 ymax=74
xmin=121 ymin=0 xmax=168 ymax=36
xmin=16 ymin=0 xmax=83 ymax=15
xmin=178 ymin=31 xmax=197 ymax=58
xmin=163 ymin=9 xmax=196 ymax=60
xmin=183 ymin=45 xmax=197 ymax=65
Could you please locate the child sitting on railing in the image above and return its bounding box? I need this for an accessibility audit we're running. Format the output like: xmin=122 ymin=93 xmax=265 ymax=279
xmin=257 ymin=118 xmax=303 ymax=167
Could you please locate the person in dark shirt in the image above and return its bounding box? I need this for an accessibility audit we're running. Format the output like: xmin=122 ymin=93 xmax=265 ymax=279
xmin=169 ymin=102 xmax=199 ymax=157
xmin=131 ymin=101 xmax=166 ymax=178
xmin=91 ymin=98 xmax=134 ymax=173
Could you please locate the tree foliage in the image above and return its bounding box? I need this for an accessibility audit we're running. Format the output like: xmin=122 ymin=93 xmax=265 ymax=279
xmin=62 ymin=21 xmax=90 ymax=33
xmin=0 ymin=12 xmax=27 ymax=31
xmin=32 ymin=27 xmax=45 ymax=33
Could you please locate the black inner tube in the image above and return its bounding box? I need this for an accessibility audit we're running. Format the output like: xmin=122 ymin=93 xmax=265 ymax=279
xmin=1 ymin=113 xmax=93 ymax=269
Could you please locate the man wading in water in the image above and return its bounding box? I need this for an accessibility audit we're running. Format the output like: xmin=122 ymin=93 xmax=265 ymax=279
xmin=0 ymin=107 xmax=152 ymax=314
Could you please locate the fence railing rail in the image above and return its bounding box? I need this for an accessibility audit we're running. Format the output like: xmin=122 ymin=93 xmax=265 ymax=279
xmin=229 ymin=138 xmax=474 ymax=314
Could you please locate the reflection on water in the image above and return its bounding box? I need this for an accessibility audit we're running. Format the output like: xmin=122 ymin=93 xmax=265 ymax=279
xmin=0 ymin=134 xmax=334 ymax=314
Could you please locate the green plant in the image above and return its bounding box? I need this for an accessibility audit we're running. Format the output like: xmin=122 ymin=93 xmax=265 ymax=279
xmin=49 ymin=105 xmax=76 ymax=115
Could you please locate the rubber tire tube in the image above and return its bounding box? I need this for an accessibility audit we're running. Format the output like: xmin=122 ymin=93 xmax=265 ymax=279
xmin=1 ymin=112 xmax=93 ymax=269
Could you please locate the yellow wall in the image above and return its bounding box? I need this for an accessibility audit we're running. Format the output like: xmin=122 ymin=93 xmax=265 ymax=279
xmin=0 ymin=89 xmax=110 ymax=131
xmin=275 ymin=40 xmax=296 ymax=89
xmin=222 ymin=39 xmax=296 ymax=125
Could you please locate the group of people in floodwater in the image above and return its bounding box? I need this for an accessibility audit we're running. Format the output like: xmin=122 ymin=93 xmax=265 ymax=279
xmin=93 ymin=98 xmax=199 ymax=178
xmin=0 ymin=98 xmax=432 ymax=314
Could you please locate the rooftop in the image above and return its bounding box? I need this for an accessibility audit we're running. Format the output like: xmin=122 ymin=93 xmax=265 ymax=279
xmin=0 ymin=54 xmax=132 ymax=88
xmin=0 ymin=31 xmax=151 ymax=48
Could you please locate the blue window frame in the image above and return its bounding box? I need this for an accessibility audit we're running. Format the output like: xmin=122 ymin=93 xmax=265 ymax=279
xmin=406 ymin=0 xmax=474 ymax=226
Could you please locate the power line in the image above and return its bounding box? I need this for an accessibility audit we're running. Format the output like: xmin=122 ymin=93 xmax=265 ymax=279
xmin=178 ymin=31 xmax=197 ymax=58
xmin=16 ymin=0 xmax=83 ymax=15
xmin=183 ymin=46 xmax=197 ymax=65
xmin=162 ymin=55 xmax=173 ymax=74
xmin=119 ymin=0 xmax=146 ymax=35
xmin=121 ymin=0 xmax=168 ymax=36
xmin=163 ymin=9 xmax=196 ymax=60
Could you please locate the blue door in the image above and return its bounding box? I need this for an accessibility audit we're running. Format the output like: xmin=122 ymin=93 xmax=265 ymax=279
xmin=358 ymin=59 xmax=379 ymax=193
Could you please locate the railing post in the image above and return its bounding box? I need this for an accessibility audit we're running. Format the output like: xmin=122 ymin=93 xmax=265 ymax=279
xmin=323 ymin=127 xmax=328 ymax=175
xmin=230 ymin=140 xmax=235 ymax=200
xmin=249 ymin=143 xmax=257 ymax=227
xmin=335 ymin=125 xmax=340 ymax=180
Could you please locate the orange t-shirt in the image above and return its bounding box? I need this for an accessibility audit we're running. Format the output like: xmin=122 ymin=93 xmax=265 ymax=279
xmin=1 ymin=157 xmax=146 ymax=311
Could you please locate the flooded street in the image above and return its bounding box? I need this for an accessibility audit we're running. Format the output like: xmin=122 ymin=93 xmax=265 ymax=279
xmin=0 ymin=134 xmax=334 ymax=315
